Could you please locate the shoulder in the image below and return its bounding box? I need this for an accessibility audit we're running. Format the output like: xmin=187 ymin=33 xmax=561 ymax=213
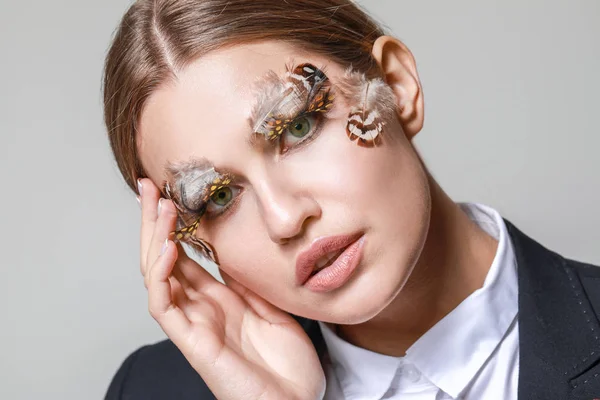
xmin=505 ymin=219 xmax=600 ymax=305
xmin=569 ymin=257 xmax=600 ymax=278
xmin=104 ymin=339 xmax=216 ymax=400
xmin=566 ymin=257 xmax=600 ymax=317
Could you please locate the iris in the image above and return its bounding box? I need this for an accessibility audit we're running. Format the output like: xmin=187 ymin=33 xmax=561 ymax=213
xmin=289 ymin=116 xmax=311 ymax=138
xmin=211 ymin=187 xmax=233 ymax=206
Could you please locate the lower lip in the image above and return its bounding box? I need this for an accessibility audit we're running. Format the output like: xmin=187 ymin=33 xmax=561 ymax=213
xmin=304 ymin=235 xmax=365 ymax=293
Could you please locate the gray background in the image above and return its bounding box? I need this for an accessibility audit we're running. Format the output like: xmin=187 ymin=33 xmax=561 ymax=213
xmin=1 ymin=0 xmax=598 ymax=399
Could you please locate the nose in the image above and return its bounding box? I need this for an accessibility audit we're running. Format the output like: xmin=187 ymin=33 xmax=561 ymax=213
xmin=253 ymin=174 xmax=321 ymax=244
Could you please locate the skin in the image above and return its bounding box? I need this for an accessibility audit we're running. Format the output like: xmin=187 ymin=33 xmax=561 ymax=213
xmin=136 ymin=36 xmax=498 ymax=399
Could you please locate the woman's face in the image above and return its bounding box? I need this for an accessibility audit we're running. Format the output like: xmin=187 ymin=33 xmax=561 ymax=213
xmin=138 ymin=40 xmax=431 ymax=324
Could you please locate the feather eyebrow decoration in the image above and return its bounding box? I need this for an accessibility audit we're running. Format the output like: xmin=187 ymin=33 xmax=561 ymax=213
xmin=250 ymin=62 xmax=335 ymax=141
xmin=335 ymin=68 xmax=397 ymax=147
xmin=162 ymin=158 xmax=234 ymax=264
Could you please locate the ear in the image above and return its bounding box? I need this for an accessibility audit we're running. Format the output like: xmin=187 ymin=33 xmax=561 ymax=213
xmin=371 ymin=36 xmax=424 ymax=139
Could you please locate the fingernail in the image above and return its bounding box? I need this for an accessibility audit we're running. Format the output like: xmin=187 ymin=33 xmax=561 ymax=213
xmin=160 ymin=239 xmax=168 ymax=256
xmin=137 ymin=179 xmax=143 ymax=197
xmin=136 ymin=195 xmax=141 ymax=207
xmin=157 ymin=198 xmax=163 ymax=216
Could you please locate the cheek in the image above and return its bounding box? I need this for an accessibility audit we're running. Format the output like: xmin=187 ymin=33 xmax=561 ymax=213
xmin=199 ymin=201 xmax=286 ymax=289
xmin=289 ymin=117 xmax=425 ymax=213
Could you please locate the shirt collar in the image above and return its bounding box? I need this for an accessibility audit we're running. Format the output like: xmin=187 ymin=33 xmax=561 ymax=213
xmin=319 ymin=320 xmax=401 ymax=399
xmin=405 ymin=202 xmax=518 ymax=398
xmin=318 ymin=202 xmax=519 ymax=399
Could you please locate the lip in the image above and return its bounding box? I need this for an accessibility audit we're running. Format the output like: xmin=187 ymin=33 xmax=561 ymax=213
xmin=295 ymin=232 xmax=365 ymax=292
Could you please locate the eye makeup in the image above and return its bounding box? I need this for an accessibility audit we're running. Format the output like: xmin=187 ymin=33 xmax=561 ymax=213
xmin=250 ymin=62 xmax=335 ymax=145
xmin=161 ymin=158 xmax=236 ymax=264
xmin=249 ymin=62 xmax=397 ymax=148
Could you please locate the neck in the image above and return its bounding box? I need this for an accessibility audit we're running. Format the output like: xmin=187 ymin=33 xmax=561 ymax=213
xmin=334 ymin=171 xmax=499 ymax=356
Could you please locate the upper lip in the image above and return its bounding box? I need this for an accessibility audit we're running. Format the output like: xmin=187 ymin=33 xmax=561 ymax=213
xmin=295 ymin=232 xmax=363 ymax=285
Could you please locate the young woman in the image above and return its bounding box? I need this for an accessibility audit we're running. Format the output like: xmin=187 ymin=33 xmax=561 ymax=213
xmin=102 ymin=1 xmax=600 ymax=399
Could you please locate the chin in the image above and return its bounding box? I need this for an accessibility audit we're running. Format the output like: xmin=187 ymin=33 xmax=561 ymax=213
xmin=342 ymin=231 xmax=429 ymax=324
xmin=346 ymin=271 xmax=416 ymax=324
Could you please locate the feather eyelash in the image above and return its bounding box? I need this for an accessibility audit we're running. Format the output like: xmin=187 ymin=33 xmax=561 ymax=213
xmin=165 ymin=160 xmax=219 ymax=217
xmin=161 ymin=159 xmax=228 ymax=264
xmin=251 ymin=62 xmax=335 ymax=140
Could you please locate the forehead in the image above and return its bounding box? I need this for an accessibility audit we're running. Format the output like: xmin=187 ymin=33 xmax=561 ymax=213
xmin=138 ymin=41 xmax=343 ymax=186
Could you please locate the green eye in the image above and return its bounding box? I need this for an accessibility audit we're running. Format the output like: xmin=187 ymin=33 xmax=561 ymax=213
xmin=288 ymin=116 xmax=311 ymax=138
xmin=211 ymin=187 xmax=233 ymax=206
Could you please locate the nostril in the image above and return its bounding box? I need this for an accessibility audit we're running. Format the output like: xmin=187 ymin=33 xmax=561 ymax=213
xmin=277 ymin=237 xmax=291 ymax=245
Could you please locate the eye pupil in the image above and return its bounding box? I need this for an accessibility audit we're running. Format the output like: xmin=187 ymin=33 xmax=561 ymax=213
xmin=289 ymin=116 xmax=311 ymax=138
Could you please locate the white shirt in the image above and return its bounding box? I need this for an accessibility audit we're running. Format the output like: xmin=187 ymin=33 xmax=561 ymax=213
xmin=319 ymin=203 xmax=520 ymax=400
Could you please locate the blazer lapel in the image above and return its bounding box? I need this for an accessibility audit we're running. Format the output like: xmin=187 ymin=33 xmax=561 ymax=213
xmin=506 ymin=220 xmax=600 ymax=399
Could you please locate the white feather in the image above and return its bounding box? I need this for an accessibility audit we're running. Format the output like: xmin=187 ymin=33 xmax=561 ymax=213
xmin=336 ymin=67 xmax=397 ymax=123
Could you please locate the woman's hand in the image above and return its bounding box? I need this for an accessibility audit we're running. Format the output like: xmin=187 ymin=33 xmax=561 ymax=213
xmin=137 ymin=179 xmax=325 ymax=400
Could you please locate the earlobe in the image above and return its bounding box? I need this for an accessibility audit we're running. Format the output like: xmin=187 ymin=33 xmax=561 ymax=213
xmin=371 ymin=36 xmax=425 ymax=139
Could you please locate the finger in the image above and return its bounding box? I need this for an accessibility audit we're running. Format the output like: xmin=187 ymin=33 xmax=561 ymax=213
xmin=146 ymin=199 xmax=178 ymax=276
xmin=169 ymin=275 xmax=193 ymax=311
xmin=172 ymin=262 xmax=232 ymax=308
xmin=147 ymin=240 xmax=192 ymax=343
xmin=220 ymin=270 xmax=293 ymax=325
xmin=139 ymin=178 xmax=162 ymax=276
xmin=173 ymin=242 xmax=224 ymax=293
xmin=172 ymin=263 xmax=198 ymax=299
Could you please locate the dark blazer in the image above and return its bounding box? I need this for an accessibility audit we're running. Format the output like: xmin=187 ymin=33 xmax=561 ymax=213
xmin=104 ymin=221 xmax=600 ymax=400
